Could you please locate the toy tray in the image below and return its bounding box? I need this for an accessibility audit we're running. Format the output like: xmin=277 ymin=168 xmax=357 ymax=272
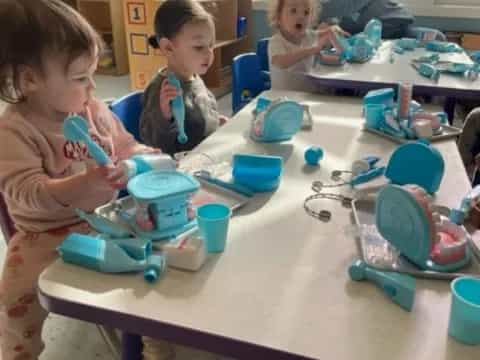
xmin=363 ymin=124 xmax=462 ymax=143
xmin=351 ymin=197 xmax=480 ymax=280
xmin=95 ymin=178 xmax=249 ymax=238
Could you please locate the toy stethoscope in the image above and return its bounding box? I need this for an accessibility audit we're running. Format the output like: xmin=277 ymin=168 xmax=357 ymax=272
xmin=304 ymin=157 xmax=384 ymax=222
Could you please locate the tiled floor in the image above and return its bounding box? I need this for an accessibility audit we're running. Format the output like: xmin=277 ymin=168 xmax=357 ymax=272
xmin=0 ymin=74 xmax=232 ymax=360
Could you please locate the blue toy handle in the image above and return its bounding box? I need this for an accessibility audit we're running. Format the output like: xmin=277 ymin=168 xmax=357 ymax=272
xmin=351 ymin=166 xmax=386 ymax=187
xmin=167 ymin=73 xmax=188 ymax=144
xmin=349 ymin=259 xmax=416 ymax=311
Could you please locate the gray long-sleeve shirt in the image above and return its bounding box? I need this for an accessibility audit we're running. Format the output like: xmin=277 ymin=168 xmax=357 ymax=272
xmin=318 ymin=0 xmax=414 ymax=38
xmin=139 ymin=68 xmax=220 ymax=155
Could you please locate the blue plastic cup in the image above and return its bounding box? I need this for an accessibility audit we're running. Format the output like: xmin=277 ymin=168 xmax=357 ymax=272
xmin=197 ymin=203 xmax=231 ymax=253
xmin=448 ymin=277 xmax=480 ymax=345
xmin=364 ymin=104 xmax=386 ymax=129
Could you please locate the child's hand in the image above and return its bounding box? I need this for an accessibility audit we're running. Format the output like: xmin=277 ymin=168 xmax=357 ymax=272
xmin=219 ymin=115 xmax=228 ymax=126
xmin=318 ymin=25 xmax=350 ymax=37
xmin=87 ymin=164 xmax=127 ymax=190
xmin=159 ymin=78 xmax=178 ymax=120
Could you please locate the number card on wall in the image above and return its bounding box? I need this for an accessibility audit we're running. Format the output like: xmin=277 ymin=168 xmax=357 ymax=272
xmin=127 ymin=2 xmax=146 ymax=25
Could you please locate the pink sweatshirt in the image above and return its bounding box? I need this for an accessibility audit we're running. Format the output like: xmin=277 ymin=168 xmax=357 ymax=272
xmin=0 ymin=99 xmax=145 ymax=233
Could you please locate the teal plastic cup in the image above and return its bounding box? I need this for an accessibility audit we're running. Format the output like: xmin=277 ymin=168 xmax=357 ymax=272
xmin=448 ymin=277 xmax=480 ymax=345
xmin=196 ymin=203 xmax=231 ymax=253
xmin=364 ymin=104 xmax=386 ymax=129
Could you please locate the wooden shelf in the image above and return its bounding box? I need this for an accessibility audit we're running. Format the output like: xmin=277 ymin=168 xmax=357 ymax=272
xmin=76 ymin=0 xmax=129 ymax=76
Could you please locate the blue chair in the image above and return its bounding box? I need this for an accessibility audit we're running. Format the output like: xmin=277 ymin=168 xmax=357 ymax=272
xmin=256 ymin=37 xmax=270 ymax=73
xmin=232 ymin=53 xmax=271 ymax=114
xmin=109 ymin=91 xmax=143 ymax=141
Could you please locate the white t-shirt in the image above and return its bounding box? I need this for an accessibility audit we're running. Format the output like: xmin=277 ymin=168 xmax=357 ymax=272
xmin=268 ymin=30 xmax=319 ymax=92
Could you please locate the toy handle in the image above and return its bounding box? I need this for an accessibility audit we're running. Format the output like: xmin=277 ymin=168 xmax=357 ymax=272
xmin=167 ymin=73 xmax=188 ymax=144
xmin=351 ymin=166 xmax=385 ymax=187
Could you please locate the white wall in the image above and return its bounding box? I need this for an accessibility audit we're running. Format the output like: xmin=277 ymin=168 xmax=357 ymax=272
xmin=252 ymin=0 xmax=480 ymax=18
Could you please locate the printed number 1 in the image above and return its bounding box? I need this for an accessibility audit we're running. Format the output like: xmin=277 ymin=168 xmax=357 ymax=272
xmin=133 ymin=7 xmax=141 ymax=21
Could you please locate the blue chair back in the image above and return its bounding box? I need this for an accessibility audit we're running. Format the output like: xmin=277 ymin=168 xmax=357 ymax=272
xmin=109 ymin=91 xmax=143 ymax=141
xmin=256 ymin=38 xmax=270 ymax=72
xmin=232 ymin=53 xmax=270 ymax=114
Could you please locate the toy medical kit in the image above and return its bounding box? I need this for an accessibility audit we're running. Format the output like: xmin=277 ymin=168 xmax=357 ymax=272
xmin=363 ymin=86 xmax=462 ymax=142
xmin=304 ymin=146 xmax=324 ymax=166
xmin=58 ymin=233 xmax=166 ymax=283
xmin=351 ymin=198 xmax=480 ymax=279
xmin=397 ymin=82 xmax=413 ymax=121
xmin=126 ymin=170 xmax=199 ymax=239
xmin=364 ymin=19 xmax=382 ymax=48
xmin=352 ymin=156 xmax=381 ymax=176
xmin=167 ymin=72 xmax=188 ymax=144
xmin=411 ymin=62 xmax=440 ymax=81
xmin=250 ymin=97 xmax=304 ymax=142
xmin=425 ymin=41 xmax=463 ymax=53
xmin=395 ymin=38 xmax=418 ymax=51
xmin=63 ymin=115 xmax=111 ymax=165
xmin=376 ymin=184 xmax=471 ymax=272
xmin=120 ymin=154 xmax=176 ymax=180
xmin=232 ymin=154 xmax=283 ymax=192
xmin=348 ymin=259 xmax=416 ymax=311
xmin=414 ymin=27 xmax=442 ymax=45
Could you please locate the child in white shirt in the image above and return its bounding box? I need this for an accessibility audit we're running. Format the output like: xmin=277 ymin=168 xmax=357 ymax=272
xmin=268 ymin=0 xmax=346 ymax=92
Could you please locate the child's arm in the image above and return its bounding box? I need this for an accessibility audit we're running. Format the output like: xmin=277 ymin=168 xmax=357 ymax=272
xmin=139 ymin=75 xmax=179 ymax=154
xmin=271 ymin=46 xmax=321 ymax=69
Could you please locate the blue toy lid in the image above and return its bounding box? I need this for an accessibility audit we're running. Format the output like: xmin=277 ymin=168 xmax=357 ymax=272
xmin=376 ymin=185 xmax=431 ymax=265
xmin=252 ymin=101 xmax=303 ymax=142
xmin=385 ymin=141 xmax=444 ymax=194
xmin=127 ymin=170 xmax=199 ymax=201
xmin=363 ymin=88 xmax=395 ymax=106
xmin=232 ymin=154 xmax=282 ymax=181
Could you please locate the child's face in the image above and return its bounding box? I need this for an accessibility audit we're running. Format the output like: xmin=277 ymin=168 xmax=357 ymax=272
xmin=169 ymin=21 xmax=215 ymax=78
xmin=37 ymin=49 xmax=98 ymax=116
xmin=278 ymin=0 xmax=312 ymax=40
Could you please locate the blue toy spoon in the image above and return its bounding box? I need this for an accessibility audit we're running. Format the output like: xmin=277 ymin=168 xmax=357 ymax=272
xmin=63 ymin=115 xmax=112 ymax=165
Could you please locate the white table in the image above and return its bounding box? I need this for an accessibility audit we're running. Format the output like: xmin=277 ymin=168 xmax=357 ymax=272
xmin=38 ymin=91 xmax=478 ymax=360
xmin=307 ymin=41 xmax=480 ymax=120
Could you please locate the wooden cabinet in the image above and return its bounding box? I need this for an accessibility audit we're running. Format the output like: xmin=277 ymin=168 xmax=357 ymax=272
xmin=74 ymin=0 xmax=129 ymax=75
xmin=123 ymin=0 xmax=252 ymax=96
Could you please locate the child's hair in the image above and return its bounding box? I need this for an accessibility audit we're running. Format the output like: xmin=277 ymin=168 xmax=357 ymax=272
xmin=268 ymin=0 xmax=319 ymax=29
xmin=0 ymin=0 xmax=103 ymax=103
xmin=148 ymin=0 xmax=215 ymax=49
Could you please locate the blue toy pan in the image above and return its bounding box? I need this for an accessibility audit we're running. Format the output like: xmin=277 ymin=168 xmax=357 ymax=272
xmin=251 ymin=101 xmax=304 ymax=143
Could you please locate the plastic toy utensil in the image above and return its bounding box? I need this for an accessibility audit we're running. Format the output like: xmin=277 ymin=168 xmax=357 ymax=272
xmin=167 ymin=73 xmax=188 ymax=144
xmin=75 ymin=209 xmax=132 ymax=238
xmin=63 ymin=115 xmax=111 ymax=165
xmin=349 ymin=259 xmax=416 ymax=311
xmin=193 ymin=170 xmax=254 ymax=197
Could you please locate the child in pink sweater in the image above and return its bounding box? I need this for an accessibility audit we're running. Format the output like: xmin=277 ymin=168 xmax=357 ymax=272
xmin=0 ymin=1 xmax=159 ymax=358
